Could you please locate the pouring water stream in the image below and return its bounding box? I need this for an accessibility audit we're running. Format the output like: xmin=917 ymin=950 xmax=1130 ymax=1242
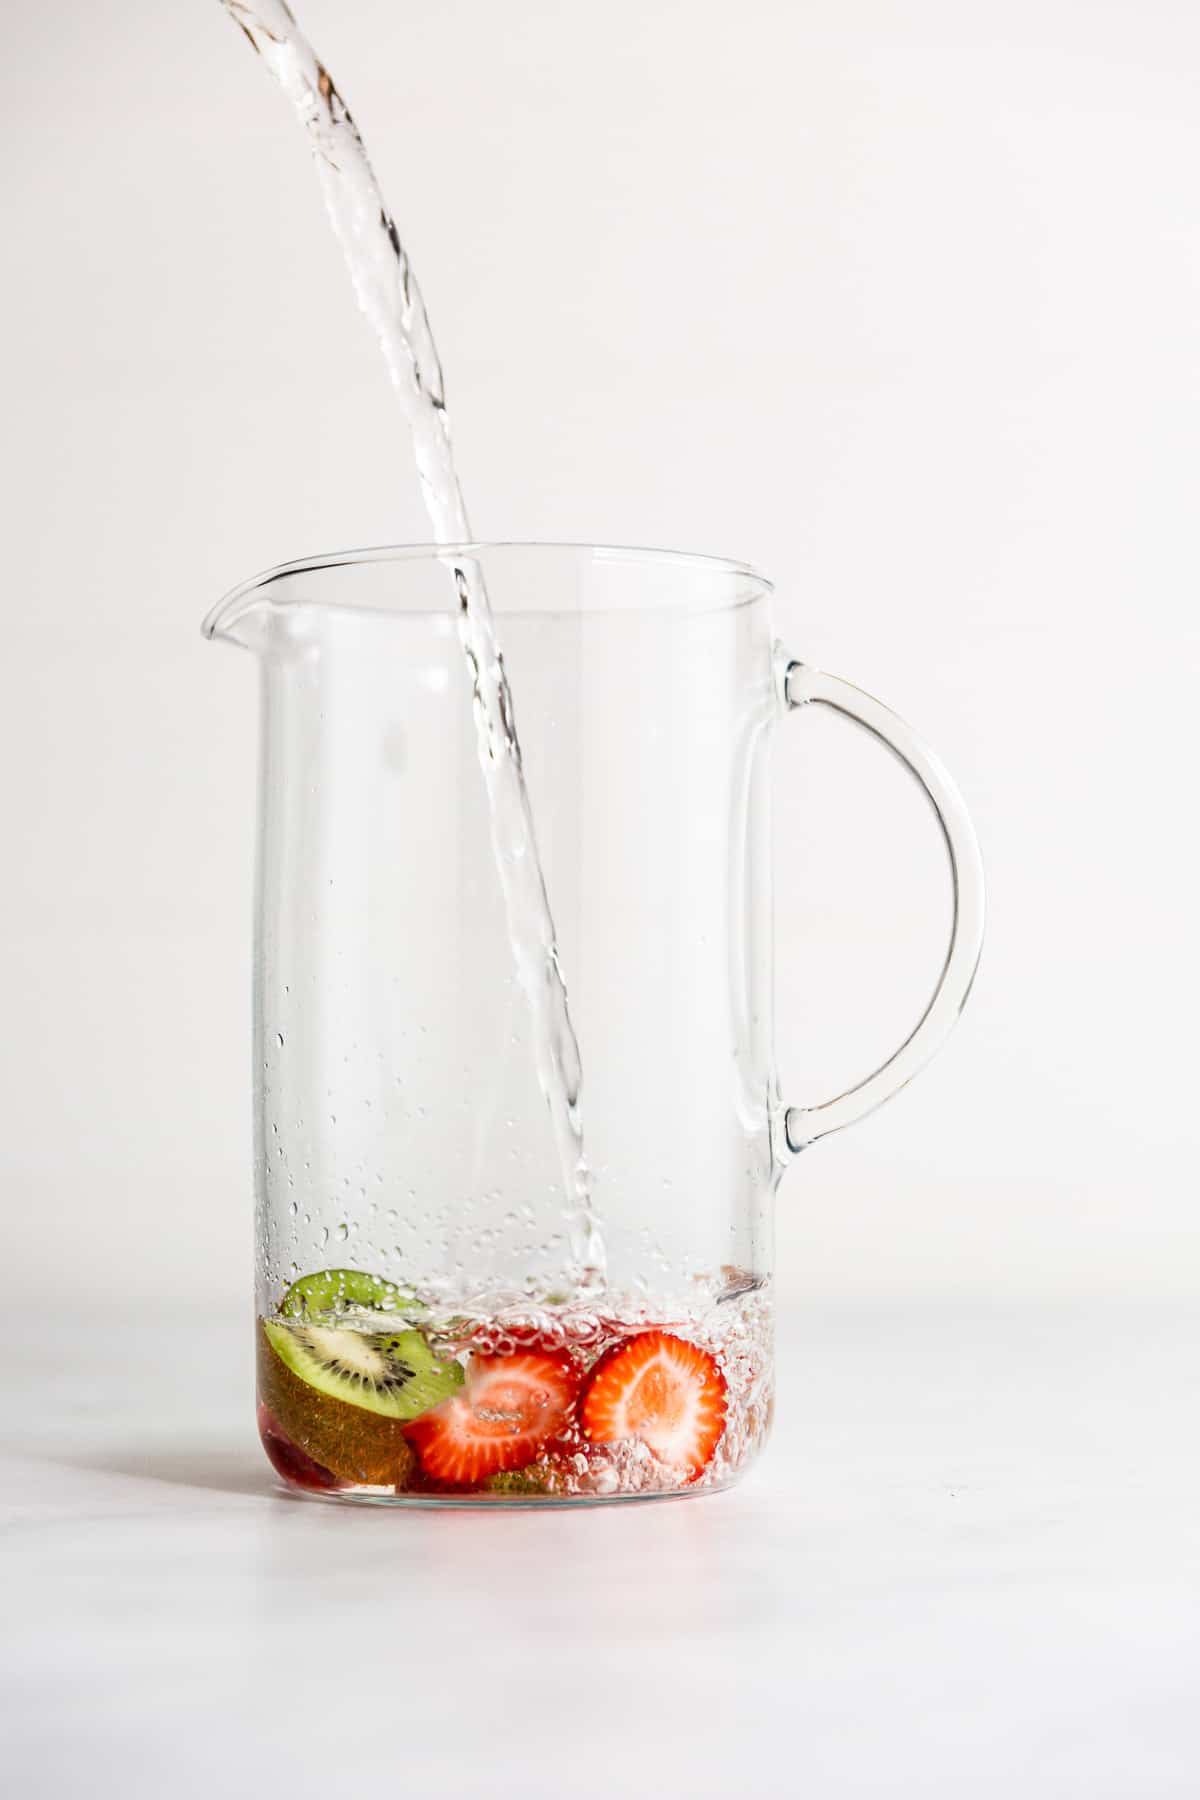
xmin=221 ymin=0 xmax=603 ymax=1291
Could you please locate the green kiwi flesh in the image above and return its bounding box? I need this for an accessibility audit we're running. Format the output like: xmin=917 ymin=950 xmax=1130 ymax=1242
xmin=485 ymin=1464 xmax=563 ymax=1497
xmin=261 ymin=1317 xmax=462 ymax=1422
xmin=278 ymin=1267 xmax=420 ymax=1321
xmin=258 ymin=1323 xmax=418 ymax=1487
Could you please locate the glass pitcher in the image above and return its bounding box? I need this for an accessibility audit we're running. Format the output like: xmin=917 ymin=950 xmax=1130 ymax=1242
xmin=204 ymin=543 xmax=984 ymax=1505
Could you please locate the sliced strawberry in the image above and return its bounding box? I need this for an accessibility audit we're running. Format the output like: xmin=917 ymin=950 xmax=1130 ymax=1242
xmin=256 ymin=1404 xmax=341 ymax=1491
xmin=580 ymin=1331 xmax=727 ymax=1480
xmin=405 ymin=1349 xmax=580 ymax=1486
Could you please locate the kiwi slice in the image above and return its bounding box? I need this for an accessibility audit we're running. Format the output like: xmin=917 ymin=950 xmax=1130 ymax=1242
xmin=278 ymin=1267 xmax=420 ymax=1321
xmin=258 ymin=1323 xmax=418 ymax=1488
xmin=262 ymin=1317 xmax=462 ymax=1421
xmin=485 ymin=1464 xmax=563 ymax=1497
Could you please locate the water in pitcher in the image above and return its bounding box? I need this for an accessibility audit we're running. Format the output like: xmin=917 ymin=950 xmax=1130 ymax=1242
xmin=221 ymin=2 xmax=773 ymax=1498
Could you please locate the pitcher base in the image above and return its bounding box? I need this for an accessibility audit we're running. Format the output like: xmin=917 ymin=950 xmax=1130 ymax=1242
xmin=255 ymin=1276 xmax=773 ymax=1504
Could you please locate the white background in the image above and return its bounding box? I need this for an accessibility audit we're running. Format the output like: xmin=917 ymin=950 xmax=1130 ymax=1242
xmin=3 ymin=0 xmax=1198 ymax=1309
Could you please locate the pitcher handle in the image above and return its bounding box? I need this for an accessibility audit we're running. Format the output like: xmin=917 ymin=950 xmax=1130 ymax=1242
xmin=779 ymin=658 xmax=985 ymax=1153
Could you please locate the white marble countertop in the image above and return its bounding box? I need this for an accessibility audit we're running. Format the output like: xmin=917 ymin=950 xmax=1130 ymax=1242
xmin=3 ymin=1301 xmax=1196 ymax=1796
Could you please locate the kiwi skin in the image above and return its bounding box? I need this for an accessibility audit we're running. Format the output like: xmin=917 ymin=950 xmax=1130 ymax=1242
xmin=256 ymin=1321 xmax=419 ymax=1489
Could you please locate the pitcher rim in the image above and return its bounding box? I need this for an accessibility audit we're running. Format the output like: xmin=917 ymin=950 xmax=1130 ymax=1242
xmin=202 ymin=540 xmax=773 ymax=641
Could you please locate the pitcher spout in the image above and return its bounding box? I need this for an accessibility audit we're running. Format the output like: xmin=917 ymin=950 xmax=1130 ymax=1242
xmin=202 ymin=571 xmax=278 ymax=652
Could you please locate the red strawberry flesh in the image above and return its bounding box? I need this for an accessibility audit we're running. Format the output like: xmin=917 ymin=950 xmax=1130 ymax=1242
xmin=405 ymin=1348 xmax=580 ymax=1486
xmin=580 ymin=1330 xmax=727 ymax=1480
